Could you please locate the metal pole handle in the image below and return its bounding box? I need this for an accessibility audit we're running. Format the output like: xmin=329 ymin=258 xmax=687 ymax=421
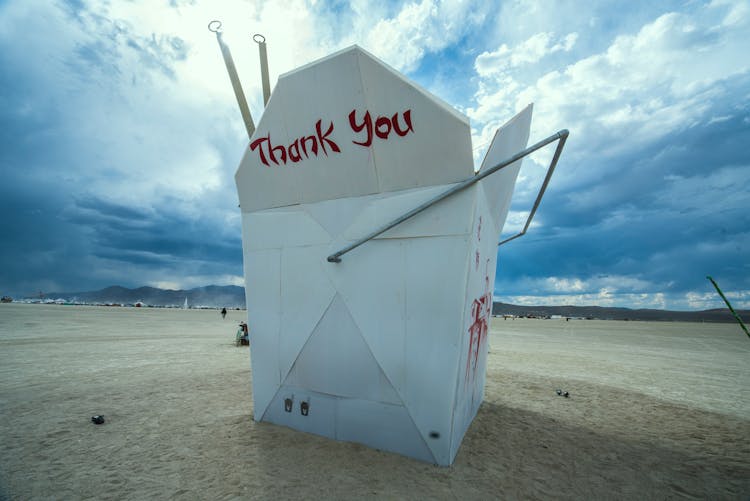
xmin=498 ymin=129 xmax=568 ymax=246
xmin=327 ymin=129 xmax=569 ymax=263
xmin=254 ymin=34 xmax=271 ymax=107
xmin=209 ymin=20 xmax=256 ymax=140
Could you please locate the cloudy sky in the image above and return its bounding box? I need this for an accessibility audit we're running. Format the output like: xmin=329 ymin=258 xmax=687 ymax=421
xmin=1 ymin=0 xmax=748 ymax=310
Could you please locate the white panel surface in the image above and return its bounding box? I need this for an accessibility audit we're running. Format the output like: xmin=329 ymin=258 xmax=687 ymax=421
xmin=357 ymin=50 xmax=473 ymax=192
xmin=244 ymin=210 xmax=331 ymax=250
xmin=235 ymin=85 xmax=305 ymax=211
xmin=303 ymin=195 xmax=373 ymax=240
xmin=279 ymin=50 xmax=379 ymax=206
xmin=478 ymin=105 xmax=533 ymax=235
xmin=278 ymin=245 xmax=337 ymax=381
xmin=284 ymin=294 xmax=401 ymax=404
xmin=263 ymin=387 xmax=337 ymax=438
xmin=342 ymin=184 xmax=475 ymax=241
xmin=451 ymin=190 xmax=500 ymax=459
xmin=336 ymin=399 xmax=435 ymax=464
xmin=402 ymin=235 xmax=472 ymax=465
xmin=243 ymin=246 xmax=282 ymax=420
xmin=327 ymin=239 xmax=407 ymax=394
xmin=236 ymin=49 xmax=376 ymax=213
xmin=235 ymin=46 xmax=474 ymax=213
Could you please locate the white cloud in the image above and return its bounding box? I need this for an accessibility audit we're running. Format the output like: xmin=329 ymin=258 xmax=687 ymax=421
xmin=364 ymin=1 xmax=438 ymax=72
xmin=498 ymin=291 xmax=669 ymax=309
xmin=546 ymin=277 xmax=586 ymax=292
xmin=499 ymin=209 xmax=532 ymax=236
xmin=48 ymin=0 xmax=494 ymax=208
xmin=468 ymin=3 xmax=750 ymax=189
xmin=150 ymin=274 xmax=244 ymax=290
xmin=707 ymin=114 xmax=733 ymax=125
xmin=657 ymin=165 xmax=750 ymax=213
xmin=362 ymin=0 xmax=487 ymax=73
xmin=712 ymin=0 xmax=750 ymax=28
xmin=475 ymin=31 xmax=578 ymax=76
xmin=686 ymin=290 xmax=749 ymax=310
xmin=509 ymin=274 xmax=655 ymax=295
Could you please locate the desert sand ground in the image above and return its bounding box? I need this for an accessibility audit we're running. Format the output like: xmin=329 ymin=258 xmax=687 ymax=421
xmin=1 ymin=303 xmax=748 ymax=499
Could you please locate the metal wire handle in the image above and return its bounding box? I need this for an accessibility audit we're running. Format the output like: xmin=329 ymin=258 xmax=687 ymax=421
xmin=326 ymin=129 xmax=569 ymax=263
xmin=498 ymin=129 xmax=568 ymax=246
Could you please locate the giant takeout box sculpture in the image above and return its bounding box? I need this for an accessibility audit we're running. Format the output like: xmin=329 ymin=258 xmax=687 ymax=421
xmin=235 ymin=46 xmax=535 ymax=465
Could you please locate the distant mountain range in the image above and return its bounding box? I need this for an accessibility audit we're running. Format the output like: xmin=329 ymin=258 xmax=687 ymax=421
xmin=19 ymin=286 xmax=748 ymax=323
xmin=26 ymin=285 xmax=245 ymax=309
xmin=492 ymin=302 xmax=748 ymax=323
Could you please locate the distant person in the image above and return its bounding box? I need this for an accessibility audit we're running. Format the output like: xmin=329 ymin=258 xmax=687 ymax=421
xmin=221 ymin=307 xmax=227 ymax=319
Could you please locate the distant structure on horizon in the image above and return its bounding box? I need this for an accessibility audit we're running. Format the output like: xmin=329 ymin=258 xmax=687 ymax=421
xmin=16 ymin=285 xmax=245 ymax=309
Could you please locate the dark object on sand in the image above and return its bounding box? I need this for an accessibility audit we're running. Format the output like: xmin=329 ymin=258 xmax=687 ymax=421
xmin=91 ymin=415 xmax=105 ymax=424
xmin=555 ymin=389 xmax=570 ymax=398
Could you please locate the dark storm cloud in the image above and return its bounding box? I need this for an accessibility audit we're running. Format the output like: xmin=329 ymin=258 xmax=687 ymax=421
xmin=0 ymin=1 xmax=245 ymax=296
xmin=497 ymin=108 xmax=750 ymax=302
xmin=65 ymin=196 xmax=242 ymax=262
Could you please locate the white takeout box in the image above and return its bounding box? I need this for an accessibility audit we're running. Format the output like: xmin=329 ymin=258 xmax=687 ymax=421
xmin=235 ymin=46 xmax=532 ymax=465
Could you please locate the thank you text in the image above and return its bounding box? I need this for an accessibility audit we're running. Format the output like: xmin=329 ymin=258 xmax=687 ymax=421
xmin=249 ymin=109 xmax=414 ymax=167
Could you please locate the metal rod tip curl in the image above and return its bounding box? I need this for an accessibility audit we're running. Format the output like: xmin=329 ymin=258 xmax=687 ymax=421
xmin=208 ymin=20 xmax=222 ymax=33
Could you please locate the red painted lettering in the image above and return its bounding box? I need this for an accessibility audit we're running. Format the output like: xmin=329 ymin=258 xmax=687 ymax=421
xmin=249 ymin=134 xmax=288 ymax=166
xmin=250 ymin=135 xmax=271 ymax=167
xmin=349 ymin=110 xmax=373 ymax=147
xmin=392 ymin=109 xmax=414 ymax=136
xmin=465 ymin=261 xmax=492 ymax=389
xmin=288 ymin=139 xmax=302 ymax=163
xmin=375 ymin=116 xmax=391 ymax=139
xmin=301 ymin=135 xmax=318 ymax=158
xmin=249 ymin=110 xmax=411 ymax=167
xmin=249 ymin=120 xmax=340 ymax=166
xmin=350 ymin=109 xmax=414 ymax=147
xmin=316 ymin=120 xmax=340 ymax=155
xmin=270 ymin=142 xmax=287 ymax=165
